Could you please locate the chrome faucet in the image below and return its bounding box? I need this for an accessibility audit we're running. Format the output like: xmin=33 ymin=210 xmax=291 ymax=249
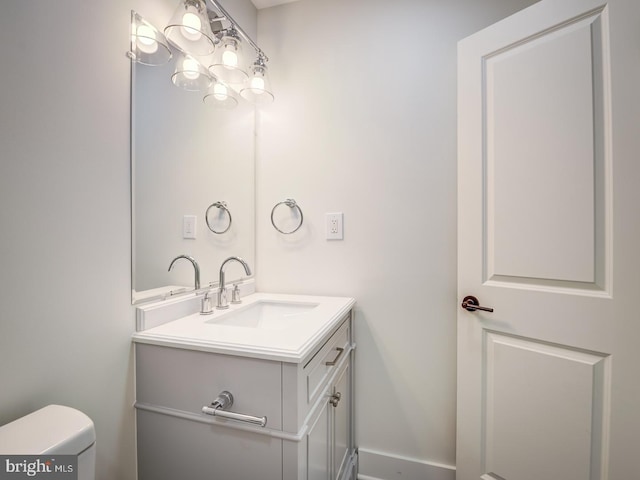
xmin=217 ymin=256 xmax=251 ymax=309
xmin=168 ymin=254 xmax=200 ymax=291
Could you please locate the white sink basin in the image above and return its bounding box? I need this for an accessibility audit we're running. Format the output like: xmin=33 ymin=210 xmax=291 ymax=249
xmin=132 ymin=293 xmax=355 ymax=362
xmin=206 ymin=301 xmax=318 ymax=329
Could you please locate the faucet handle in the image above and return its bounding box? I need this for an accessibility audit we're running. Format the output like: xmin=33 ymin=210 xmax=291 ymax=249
xmin=231 ymin=284 xmax=242 ymax=304
xmin=200 ymin=290 xmax=215 ymax=315
xmin=217 ymin=285 xmax=230 ymax=310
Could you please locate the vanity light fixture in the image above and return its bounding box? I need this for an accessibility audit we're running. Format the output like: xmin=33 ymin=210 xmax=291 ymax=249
xmin=240 ymin=54 xmax=274 ymax=104
xmin=164 ymin=0 xmax=217 ymax=56
xmin=131 ymin=0 xmax=274 ymax=105
xmin=206 ymin=0 xmax=274 ymax=104
xmin=171 ymin=53 xmax=213 ymax=91
xmin=203 ymin=79 xmax=239 ymax=109
xmin=129 ymin=12 xmax=172 ymax=66
xmin=208 ymin=27 xmax=248 ymax=84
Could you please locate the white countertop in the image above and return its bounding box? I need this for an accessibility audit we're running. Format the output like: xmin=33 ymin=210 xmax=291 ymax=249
xmin=132 ymin=293 xmax=355 ymax=363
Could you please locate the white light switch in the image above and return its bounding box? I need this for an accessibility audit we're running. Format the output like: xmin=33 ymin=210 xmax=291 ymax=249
xmin=326 ymin=212 xmax=344 ymax=240
xmin=183 ymin=215 xmax=197 ymax=239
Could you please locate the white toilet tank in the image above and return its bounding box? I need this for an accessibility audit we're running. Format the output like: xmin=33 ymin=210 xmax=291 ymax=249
xmin=0 ymin=405 xmax=96 ymax=480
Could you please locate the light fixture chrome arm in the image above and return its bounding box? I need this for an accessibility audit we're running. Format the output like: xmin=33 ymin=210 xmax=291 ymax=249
xmin=206 ymin=0 xmax=269 ymax=62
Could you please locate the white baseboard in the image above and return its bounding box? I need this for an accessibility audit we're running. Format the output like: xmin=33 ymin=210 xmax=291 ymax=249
xmin=357 ymin=448 xmax=456 ymax=480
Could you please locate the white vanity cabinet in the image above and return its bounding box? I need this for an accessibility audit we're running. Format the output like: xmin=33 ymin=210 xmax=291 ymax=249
xmin=306 ymin=357 xmax=352 ymax=480
xmin=134 ymin=310 xmax=355 ymax=480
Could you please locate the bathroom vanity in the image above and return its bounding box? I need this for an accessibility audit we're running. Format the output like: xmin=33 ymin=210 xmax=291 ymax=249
xmin=133 ymin=292 xmax=356 ymax=480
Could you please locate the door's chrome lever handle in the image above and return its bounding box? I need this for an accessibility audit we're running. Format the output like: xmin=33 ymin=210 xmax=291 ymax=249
xmin=461 ymin=295 xmax=494 ymax=313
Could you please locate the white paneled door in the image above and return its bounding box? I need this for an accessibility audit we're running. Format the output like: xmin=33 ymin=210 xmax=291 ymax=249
xmin=457 ymin=0 xmax=640 ymax=479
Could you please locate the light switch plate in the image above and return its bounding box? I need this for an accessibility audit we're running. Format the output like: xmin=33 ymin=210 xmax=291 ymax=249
xmin=183 ymin=215 xmax=197 ymax=239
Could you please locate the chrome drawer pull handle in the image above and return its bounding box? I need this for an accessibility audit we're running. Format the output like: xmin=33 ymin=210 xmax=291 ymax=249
xmin=202 ymin=391 xmax=267 ymax=427
xmin=325 ymin=347 xmax=345 ymax=366
xmin=329 ymin=392 xmax=342 ymax=407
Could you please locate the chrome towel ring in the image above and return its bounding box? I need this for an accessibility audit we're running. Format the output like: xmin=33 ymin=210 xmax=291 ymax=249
xmin=206 ymin=201 xmax=232 ymax=234
xmin=271 ymin=198 xmax=303 ymax=234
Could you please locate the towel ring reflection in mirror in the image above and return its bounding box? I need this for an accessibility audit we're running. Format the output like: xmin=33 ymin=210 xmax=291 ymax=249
xmin=271 ymin=198 xmax=303 ymax=234
xmin=206 ymin=201 xmax=232 ymax=234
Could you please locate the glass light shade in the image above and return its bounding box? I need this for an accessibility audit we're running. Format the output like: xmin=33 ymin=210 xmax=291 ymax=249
xmin=208 ymin=33 xmax=248 ymax=84
xmin=240 ymin=61 xmax=274 ymax=104
xmin=164 ymin=0 xmax=216 ymax=56
xmin=203 ymin=81 xmax=238 ymax=109
xmin=171 ymin=54 xmax=212 ymax=91
xmin=130 ymin=12 xmax=171 ymax=66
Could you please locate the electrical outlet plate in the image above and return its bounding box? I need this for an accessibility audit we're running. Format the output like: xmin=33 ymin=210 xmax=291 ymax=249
xmin=325 ymin=212 xmax=344 ymax=240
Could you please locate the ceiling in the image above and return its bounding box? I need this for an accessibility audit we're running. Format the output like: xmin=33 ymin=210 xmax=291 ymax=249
xmin=251 ymin=0 xmax=300 ymax=9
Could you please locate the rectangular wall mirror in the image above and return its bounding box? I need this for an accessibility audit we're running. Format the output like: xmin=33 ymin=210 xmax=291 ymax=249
xmin=130 ymin=3 xmax=256 ymax=304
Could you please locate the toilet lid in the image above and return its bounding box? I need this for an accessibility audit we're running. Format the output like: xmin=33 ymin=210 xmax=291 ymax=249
xmin=0 ymin=405 xmax=95 ymax=454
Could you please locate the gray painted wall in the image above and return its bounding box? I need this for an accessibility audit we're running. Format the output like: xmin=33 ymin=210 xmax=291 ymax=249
xmin=0 ymin=1 xmax=136 ymax=478
xmin=255 ymin=0 xmax=537 ymax=470
xmin=0 ymin=0 xmax=536 ymax=478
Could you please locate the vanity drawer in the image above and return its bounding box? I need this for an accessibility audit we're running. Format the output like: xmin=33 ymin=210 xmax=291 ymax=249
xmin=304 ymin=317 xmax=350 ymax=405
xmin=136 ymin=344 xmax=283 ymax=430
xmin=137 ymin=409 xmax=283 ymax=480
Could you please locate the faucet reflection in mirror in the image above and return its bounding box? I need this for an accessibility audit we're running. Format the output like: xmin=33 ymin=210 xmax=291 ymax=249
xmin=129 ymin=0 xmax=274 ymax=108
xmin=168 ymin=254 xmax=201 ymax=291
